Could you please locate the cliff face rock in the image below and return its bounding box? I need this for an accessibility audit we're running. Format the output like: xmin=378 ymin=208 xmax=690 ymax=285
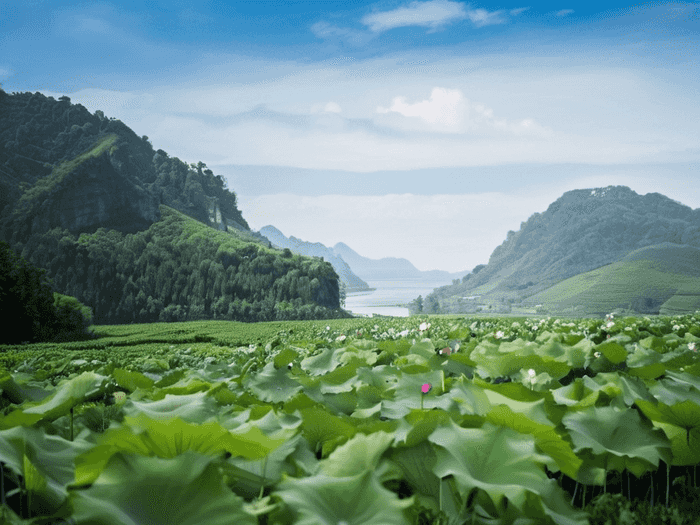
xmin=29 ymin=151 xmax=160 ymax=235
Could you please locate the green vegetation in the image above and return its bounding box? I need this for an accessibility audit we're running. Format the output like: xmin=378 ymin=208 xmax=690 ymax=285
xmin=0 ymin=241 xmax=94 ymax=344
xmin=1 ymin=313 xmax=700 ymax=524
xmin=12 ymin=205 xmax=345 ymax=325
xmin=17 ymin=133 xmax=118 ymax=207
xmin=0 ymin=91 xmax=345 ymax=325
xmin=521 ymin=243 xmax=700 ymax=317
xmin=425 ymin=186 xmax=700 ymax=316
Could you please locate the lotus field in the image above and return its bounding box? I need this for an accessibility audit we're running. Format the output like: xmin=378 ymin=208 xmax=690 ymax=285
xmin=1 ymin=312 xmax=700 ymax=524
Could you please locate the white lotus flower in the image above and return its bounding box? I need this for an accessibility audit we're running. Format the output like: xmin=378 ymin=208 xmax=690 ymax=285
xmin=689 ymin=342 xmax=697 ymax=352
xmin=419 ymin=322 xmax=430 ymax=331
xmin=399 ymin=329 xmax=409 ymax=337
xmin=594 ymin=352 xmax=601 ymax=358
xmin=606 ymin=322 xmax=615 ymax=328
xmin=495 ymin=330 xmax=504 ymax=339
xmin=528 ymin=369 xmax=536 ymax=378
xmin=336 ymin=335 xmax=346 ymax=342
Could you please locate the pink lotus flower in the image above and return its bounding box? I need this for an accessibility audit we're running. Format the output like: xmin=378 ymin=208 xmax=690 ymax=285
xmin=421 ymin=383 xmax=432 ymax=394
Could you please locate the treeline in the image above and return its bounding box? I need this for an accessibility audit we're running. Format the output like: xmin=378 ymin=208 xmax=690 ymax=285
xmin=15 ymin=206 xmax=347 ymax=324
xmin=0 ymin=241 xmax=93 ymax=344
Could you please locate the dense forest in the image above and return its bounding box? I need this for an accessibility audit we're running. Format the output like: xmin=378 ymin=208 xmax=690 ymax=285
xmin=0 ymin=88 xmax=347 ymax=329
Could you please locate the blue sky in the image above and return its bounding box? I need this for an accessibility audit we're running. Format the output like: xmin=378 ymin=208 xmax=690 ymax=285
xmin=2 ymin=1 xmax=699 ymax=273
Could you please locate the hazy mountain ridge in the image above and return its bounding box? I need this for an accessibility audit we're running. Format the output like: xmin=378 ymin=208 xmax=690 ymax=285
xmin=425 ymin=185 xmax=700 ymax=315
xmin=332 ymin=242 xmax=467 ymax=282
xmin=259 ymin=226 xmax=371 ymax=292
xmin=0 ymin=89 xmax=345 ymax=323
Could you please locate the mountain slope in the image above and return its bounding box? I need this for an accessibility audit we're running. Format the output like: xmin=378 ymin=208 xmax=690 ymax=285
xmin=259 ymin=226 xmax=371 ymax=292
xmin=521 ymin=243 xmax=700 ymax=316
xmin=332 ymin=242 xmax=467 ymax=281
xmin=0 ymin=89 xmax=345 ymax=323
xmin=426 ymin=186 xmax=700 ymax=315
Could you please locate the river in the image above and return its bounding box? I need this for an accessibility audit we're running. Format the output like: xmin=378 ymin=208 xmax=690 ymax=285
xmin=344 ymin=279 xmax=453 ymax=317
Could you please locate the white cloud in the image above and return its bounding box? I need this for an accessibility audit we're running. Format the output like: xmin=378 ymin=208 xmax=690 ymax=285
xmin=310 ymin=21 xmax=371 ymax=45
xmin=510 ymin=7 xmax=529 ymax=16
xmin=465 ymin=8 xmax=506 ymax=27
xmin=376 ymin=87 xmax=551 ymax=136
xmin=376 ymin=87 xmax=465 ymax=132
xmin=361 ymin=0 xmax=468 ymax=32
xmin=555 ymin=9 xmax=574 ymax=17
xmin=324 ymin=101 xmax=342 ymax=113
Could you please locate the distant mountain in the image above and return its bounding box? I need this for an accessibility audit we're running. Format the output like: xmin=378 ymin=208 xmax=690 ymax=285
xmin=259 ymin=226 xmax=371 ymax=292
xmin=424 ymin=185 xmax=700 ymax=316
xmin=332 ymin=242 xmax=467 ymax=282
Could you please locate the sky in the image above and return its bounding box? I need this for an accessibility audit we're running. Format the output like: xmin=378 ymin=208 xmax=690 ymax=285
xmin=2 ymin=0 xmax=699 ymax=273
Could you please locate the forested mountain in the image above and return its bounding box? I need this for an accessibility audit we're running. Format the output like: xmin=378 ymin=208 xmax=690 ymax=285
xmin=421 ymin=186 xmax=700 ymax=316
xmin=0 ymin=88 xmax=345 ymax=323
xmin=259 ymin=226 xmax=371 ymax=292
xmin=332 ymin=242 xmax=467 ymax=282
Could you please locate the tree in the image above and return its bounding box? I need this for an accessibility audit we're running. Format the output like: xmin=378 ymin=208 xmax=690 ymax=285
xmin=0 ymin=241 xmax=93 ymax=343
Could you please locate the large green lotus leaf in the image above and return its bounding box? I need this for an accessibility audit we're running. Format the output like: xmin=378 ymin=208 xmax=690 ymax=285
xmin=70 ymin=451 xmax=256 ymax=525
xmin=10 ymin=372 xmax=109 ymax=423
xmin=386 ymin=441 xmax=442 ymax=513
xmin=337 ymin=347 xmax=378 ymax=367
xmin=351 ymin=401 xmax=383 ymax=419
xmin=224 ymin=433 xmax=306 ymax=499
xmin=111 ymin=368 xmax=154 ymax=392
xmin=664 ymin=369 xmax=700 ymax=392
xmin=564 ymin=338 xmax=592 ymax=369
xmin=593 ymin=341 xmax=628 ymax=365
xmin=0 ymin=425 xmax=93 ymax=515
xmin=244 ymin=361 xmax=303 ymax=404
xmin=125 ymin=413 xmax=289 ymax=459
xmin=549 ymin=376 xmax=617 ymax=408
xmin=381 ymin=370 xmax=456 ymax=419
xmin=485 ymin=404 xmax=583 ymax=481
xmin=443 ymin=375 xmax=492 ymax=416
xmin=648 ymin=378 xmax=700 ymax=406
xmin=273 ymin=347 xmax=299 ymax=369
xmin=409 ymin=339 xmax=435 ymax=359
xmin=297 ymin=406 xmax=357 ymax=457
xmin=0 ymin=369 xmax=50 ymax=404
xmin=479 ymin=388 xmax=553 ymax=427
xmin=225 ymin=405 xmax=303 ymax=438
xmin=427 ymin=420 xmax=562 ymax=520
xmin=274 ymin=469 xmax=414 ymax=525
xmin=156 ymin=377 xmax=212 ymax=396
xmin=634 ymin=399 xmax=700 ymax=465
xmin=392 ymin=408 xmax=455 ymax=449
xmin=319 ymin=391 xmax=358 ymax=415
xmin=499 ymin=338 xmax=540 ymax=356
xmin=300 ymin=347 xmax=342 ymax=376
xmin=562 ymin=405 xmax=671 ymax=478
xmin=597 ymin=372 xmax=657 ymax=408
xmin=640 ymin=336 xmax=667 ymax=352
xmin=354 ymin=364 xmax=401 ymax=389
xmin=127 ymin=391 xmax=221 ymax=424
xmin=318 ymin=430 xmax=394 ymax=478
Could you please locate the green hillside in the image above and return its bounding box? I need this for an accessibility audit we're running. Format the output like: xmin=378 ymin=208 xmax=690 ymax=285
xmin=0 ymin=90 xmax=345 ymax=324
xmin=523 ymin=243 xmax=700 ymax=316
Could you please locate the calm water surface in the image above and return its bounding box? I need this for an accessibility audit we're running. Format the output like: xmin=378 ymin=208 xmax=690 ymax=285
xmin=345 ymin=279 xmax=453 ymax=317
